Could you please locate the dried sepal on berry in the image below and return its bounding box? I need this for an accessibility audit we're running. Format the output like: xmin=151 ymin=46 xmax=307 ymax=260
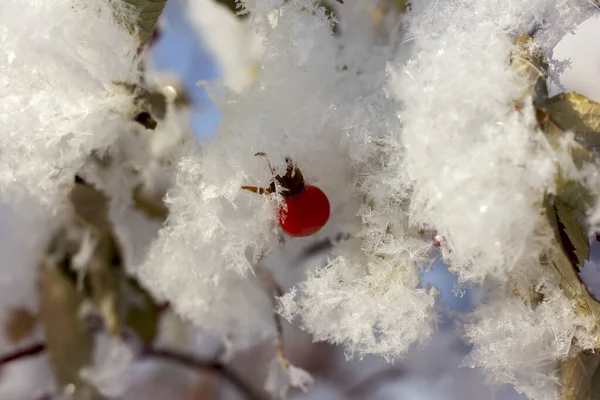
xmin=242 ymin=153 xmax=330 ymax=237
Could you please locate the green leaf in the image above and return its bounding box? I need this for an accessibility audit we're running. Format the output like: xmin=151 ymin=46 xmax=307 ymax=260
xmin=70 ymin=180 xmax=111 ymax=232
xmin=132 ymin=184 xmax=169 ymax=221
xmin=124 ymin=277 xmax=159 ymax=344
xmin=589 ymin=360 xmax=600 ymax=399
xmin=560 ymin=351 xmax=600 ymax=400
xmin=38 ymin=250 xmax=100 ymax=400
xmin=120 ymin=0 xmax=167 ymax=44
xmin=70 ymin=180 xmax=125 ymax=337
xmin=71 ymin=180 xmax=160 ymax=342
xmin=544 ymin=198 xmax=600 ymax=337
xmin=540 ymin=92 xmax=600 ymax=211
xmin=554 ymin=199 xmax=590 ymax=268
xmin=554 ymin=174 xmax=596 ymax=213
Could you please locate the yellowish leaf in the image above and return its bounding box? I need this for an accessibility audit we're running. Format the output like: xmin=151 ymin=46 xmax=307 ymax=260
xmin=4 ymin=307 xmax=37 ymax=345
xmin=560 ymin=351 xmax=600 ymax=400
xmin=132 ymin=185 xmax=169 ymax=221
xmin=546 ymin=92 xmax=600 ymax=156
xmin=511 ymin=34 xmax=549 ymax=111
xmin=544 ymin=198 xmax=600 ymax=344
xmin=38 ymin=253 xmax=99 ymax=399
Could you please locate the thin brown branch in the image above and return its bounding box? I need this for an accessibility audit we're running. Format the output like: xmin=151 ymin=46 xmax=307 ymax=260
xmin=346 ymin=368 xmax=405 ymax=399
xmin=141 ymin=346 xmax=263 ymax=400
xmin=294 ymin=232 xmax=352 ymax=263
xmin=0 ymin=342 xmax=46 ymax=367
xmin=254 ymin=266 xmax=289 ymax=371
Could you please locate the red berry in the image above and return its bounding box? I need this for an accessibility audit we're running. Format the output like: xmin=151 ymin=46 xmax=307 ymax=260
xmin=241 ymin=153 xmax=331 ymax=237
xmin=277 ymin=185 xmax=330 ymax=237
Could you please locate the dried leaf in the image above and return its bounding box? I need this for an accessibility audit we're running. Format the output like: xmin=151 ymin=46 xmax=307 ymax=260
xmin=554 ymin=199 xmax=590 ymax=268
xmin=70 ymin=181 xmax=124 ymax=337
xmin=71 ymin=180 xmax=160 ymax=341
xmin=132 ymin=185 xmax=169 ymax=221
xmin=70 ymin=181 xmax=111 ymax=233
xmin=560 ymin=351 xmax=600 ymax=400
xmin=113 ymin=81 xmax=167 ymax=127
xmin=547 ymin=92 xmax=600 ymax=153
xmin=4 ymin=307 xmax=37 ymax=345
xmin=511 ymin=34 xmax=549 ymax=111
xmin=553 ymin=174 xmax=596 ymax=213
xmin=124 ymin=277 xmax=159 ymax=344
xmin=544 ymin=198 xmax=600 ymax=341
xmin=120 ymin=0 xmax=167 ymax=45
xmin=539 ymin=93 xmax=600 ymax=212
xmin=590 ymin=361 xmax=600 ymax=399
xmin=38 ymin=254 xmax=99 ymax=400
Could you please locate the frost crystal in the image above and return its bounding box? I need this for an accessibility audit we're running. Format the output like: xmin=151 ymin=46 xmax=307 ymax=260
xmin=135 ymin=0 xmax=600 ymax=398
xmin=0 ymin=0 xmax=139 ymax=207
xmin=80 ymin=335 xmax=135 ymax=398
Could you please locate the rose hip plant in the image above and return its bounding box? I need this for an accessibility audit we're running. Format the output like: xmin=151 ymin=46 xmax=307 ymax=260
xmin=2 ymin=0 xmax=600 ymax=399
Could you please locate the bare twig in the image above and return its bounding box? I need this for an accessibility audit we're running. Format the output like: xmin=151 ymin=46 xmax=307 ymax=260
xmin=346 ymin=368 xmax=405 ymax=399
xmin=141 ymin=346 xmax=263 ymax=400
xmin=254 ymin=266 xmax=289 ymax=371
xmin=294 ymin=232 xmax=352 ymax=262
xmin=0 ymin=342 xmax=46 ymax=367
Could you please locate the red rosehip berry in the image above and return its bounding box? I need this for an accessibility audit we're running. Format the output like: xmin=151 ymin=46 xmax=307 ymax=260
xmin=278 ymin=184 xmax=330 ymax=237
xmin=242 ymin=153 xmax=331 ymax=237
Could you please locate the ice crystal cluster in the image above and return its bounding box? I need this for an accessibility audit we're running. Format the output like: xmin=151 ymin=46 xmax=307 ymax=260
xmin=3 ymin=0 xmax=600 ymax=399
xmin=0 ymin=0 xmax=140 ymax=207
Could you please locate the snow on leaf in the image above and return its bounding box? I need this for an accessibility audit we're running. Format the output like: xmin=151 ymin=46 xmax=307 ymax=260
xmin=120 ymin=0 xmax=167 ymax=44
xmin=511 ymin=34 xmax=549 ymax=111
xmin=547 ymin=92 xmax=600 ymax=152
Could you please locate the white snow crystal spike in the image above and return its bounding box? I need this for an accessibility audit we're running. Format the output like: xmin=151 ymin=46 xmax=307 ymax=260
xmin=0 ymin=0 xmax=140 ymax=208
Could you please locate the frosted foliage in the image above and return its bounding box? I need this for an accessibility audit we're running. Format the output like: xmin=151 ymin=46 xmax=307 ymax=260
xmin=392 ymin=0 xmax=594 ymax=284
xmin=0 ymin=0 xmax=139 ymax=206
xmin=138 ymin=0 xmax=599 ymax=398
xmin=137 ymin=148 xmax=278 ymax=341
xmin=278 ymin=240 xmax=437 ymax=359
xmin=137 ymin=0 xmax=403 ymax=343
xmin=464 ymin=286 xmax=595 ymax=400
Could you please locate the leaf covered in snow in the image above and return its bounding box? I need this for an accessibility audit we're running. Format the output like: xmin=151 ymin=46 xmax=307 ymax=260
xmin=120 ymin=0 xmax=167 ymax=44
